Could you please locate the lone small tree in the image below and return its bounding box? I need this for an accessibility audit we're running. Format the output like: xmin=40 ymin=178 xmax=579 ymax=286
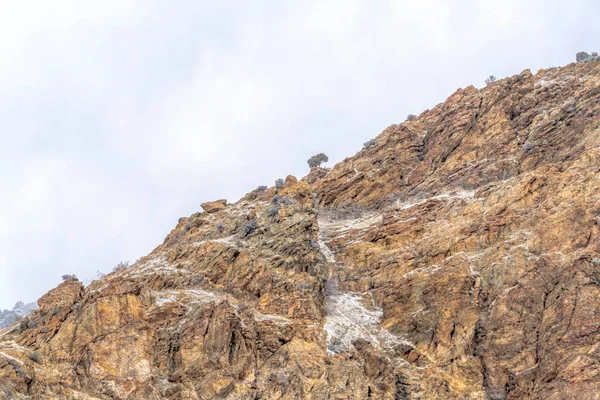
xmin=406 ymin=114 xmax=417 ymax=121
xmin=307 ymin=153 xmax=329 ymax=168
xmin=485 ymin=75 xmax=497 ymax=85
xmin=61 ymin=274 xmax=78 ymax=281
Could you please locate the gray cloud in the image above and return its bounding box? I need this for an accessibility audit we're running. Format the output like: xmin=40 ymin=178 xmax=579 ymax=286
xmin=1 ymin=0 xmax=599 ymax=308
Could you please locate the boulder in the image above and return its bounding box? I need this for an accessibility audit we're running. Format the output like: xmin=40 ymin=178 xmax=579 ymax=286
xmin=201 ymin=199 xmax=227 ymax=213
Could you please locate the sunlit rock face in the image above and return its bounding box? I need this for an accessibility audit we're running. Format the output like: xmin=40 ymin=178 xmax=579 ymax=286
xmin=2 ymin=60 xmax=600 ymax=399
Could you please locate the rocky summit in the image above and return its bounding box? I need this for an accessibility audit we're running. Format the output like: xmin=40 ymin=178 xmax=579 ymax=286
xmin=2 ymin=60 xmax=600 ymax=399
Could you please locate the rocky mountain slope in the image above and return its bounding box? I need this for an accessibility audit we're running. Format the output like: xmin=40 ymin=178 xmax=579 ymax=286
xmin=0 ymin=303 xmax=36 ymax=330
xmin=2 ymin=60 xmax=600 ymax=399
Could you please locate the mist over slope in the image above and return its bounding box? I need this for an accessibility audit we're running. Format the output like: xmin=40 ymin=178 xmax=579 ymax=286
xmin=0 ymin=302 xmax=36 ymax=330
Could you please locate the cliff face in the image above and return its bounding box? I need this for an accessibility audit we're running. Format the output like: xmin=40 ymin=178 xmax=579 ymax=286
xmin=2 ymin=60 xmax=600 ymax=399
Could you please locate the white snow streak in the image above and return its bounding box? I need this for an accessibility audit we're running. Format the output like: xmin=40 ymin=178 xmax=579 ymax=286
xmin=395 ymin=190 xmax=479 ymax=210
xmin=152 ymin=289 xmax=225 ymax=308
xmin=151 ymin=289 xmax=292 ymax=327
xmin=0 ymin=350 xmax=23 ymax=365
xmin=317 ymin=215 xmax=412 ymax=354
xmin=324 ymin=287 xmax=411 ymax=354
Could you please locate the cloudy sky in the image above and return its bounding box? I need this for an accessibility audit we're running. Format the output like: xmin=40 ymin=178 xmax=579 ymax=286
xmin=0 ymin=0 xmax=598 ymax=309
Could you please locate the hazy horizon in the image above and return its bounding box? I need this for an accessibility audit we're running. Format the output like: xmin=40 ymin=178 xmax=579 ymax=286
xmin=1 ymin=0 xmax=599 ymax=309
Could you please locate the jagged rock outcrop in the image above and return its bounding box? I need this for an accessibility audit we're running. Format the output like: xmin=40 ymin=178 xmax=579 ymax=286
xmin=201 ymin=200 xmax=228 ymax=214
xmin=2 ymin=60 xmax=600 ymax=399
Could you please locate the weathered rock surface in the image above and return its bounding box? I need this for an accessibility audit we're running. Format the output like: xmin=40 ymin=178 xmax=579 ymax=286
xmin=2 ymin=60 xmax=600 ymax=399
xmin=201 ymin=200 xmax=228 ymax=214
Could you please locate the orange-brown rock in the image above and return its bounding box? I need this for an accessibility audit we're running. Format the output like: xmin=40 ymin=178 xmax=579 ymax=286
xmin=302 ymin=167 xmax=330 ymax=185
xmin=2 ymin=60 xmax=600 ymax=399
xmin=201 ymin=199 xmax=228 ymax=214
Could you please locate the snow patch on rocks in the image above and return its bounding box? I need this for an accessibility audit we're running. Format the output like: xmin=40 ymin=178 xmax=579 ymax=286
xmin=324 ymin=281 xmax=412 ymax=354
xmin=324 ymin=284 xmax=382 ymax=353
xmin=318 ymin=212 xmax=382 ymax=240
xmin=151 ymin=289 xmax=226 ymax=308
xmin=395 ymin=190 xmax=479 ymax=210
xmin=317 ymin=215 xmax=411 ymax=355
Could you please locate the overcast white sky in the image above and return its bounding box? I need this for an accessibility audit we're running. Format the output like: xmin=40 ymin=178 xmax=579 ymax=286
xmin=0 ymin=0 xmax=598 ymax=309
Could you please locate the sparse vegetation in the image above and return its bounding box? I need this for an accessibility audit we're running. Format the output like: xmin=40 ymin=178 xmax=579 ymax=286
xmin=256 ymin=185 xmax=268 ymax=192
xmin=215 ymin=222 xmax=225 ymax=232
xmin=19 ymin=318 xmax=38 ymax=333
xmin=190 ymin=276 xmax=204 ymax=286
xmin=587 ymin=258 xmax=600 ymax=286
xmin=183 ymin=222 xmax=191 ymax=232
xmin=268 ymin=206 xmax=280 ymax=218
xmin=307 ymin=153 xmax=329 ymax=168
xmin=271 ymin=195 xmax=297 ymax=205
xmin=275 ymin=178 xmax=285 ymax=188
xmin=266 ymin=371 xmax=289 ymax=385
xmin=243 ymin=219 xmax=258 ymax=237
xmin=296 ymin=281 xmax=312 ymax=291
xmin=406 ymin=114 xmax=417 ymax=121
xmin=563 ymin=99 xmax=577 ymax=113
xmin=112 ymin=262 xmax=129 ymax=272
xmin=325 ymin=205 xmax=365 ymax=221
xmin=328 ymin=337 xmax=343 ymax=354
xmin=522 ymin=143 xmax=534 ymax=153
xmin=363 ymin=139 xmax=377 ymax=149
xmin=61 ymin=274 xmax=78 ymax=281
xmin=29 ymin=352 xmax=40 ymax=363
xmin=226 ymin=282 xmax=235 ymax=293
xmin=485 ymin=75 xmax=497 ymax=85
